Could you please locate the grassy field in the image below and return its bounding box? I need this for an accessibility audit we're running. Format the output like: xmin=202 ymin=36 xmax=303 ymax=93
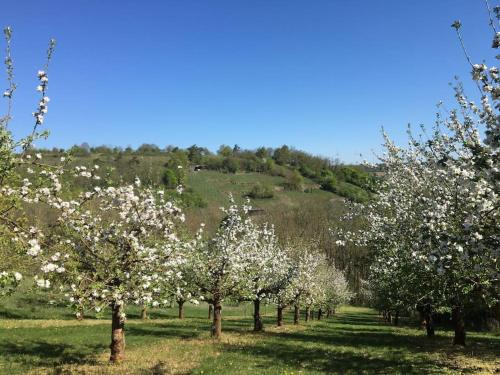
xmin=185 ymin=170 xmax=341 ymax=232
xmin=188 ymin=170 xmax=333 ymax=205
xmin=0 ymin=303 xmax=498 ymax=375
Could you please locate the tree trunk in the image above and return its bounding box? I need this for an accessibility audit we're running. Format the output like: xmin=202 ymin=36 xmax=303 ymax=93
xmin=326 ymin=307 xmax=331 ymax=318
xmin=76 ymin=306 xmax=84 ymax=321
xmin=253 ymin=299 xmax=263 ymax=331
xmin=212 ymin=301 xmax=222 ymax=338
xmin=305 ymin=306 xmax=310 ymax=322
xmin=293 ymin=305 xmax=300 ymax=325
xmin=418 ymin=308 xmax=424 ymax=326
xmin=394 ymin=311 xmax=399 ymax=326
xmin=140 ymin=307 xmax=147 ymax=320
xmin=208 ymin=304 xmax=213 ymax=320
xmin=387 ymin=311 xmax=392 ymax=324
xmin=277 ymin=306 xmax=284 ymax=327
xmin=178 ymin=300 xmax=184 ymax=319
xmin=109 ymin=303 xmax=125 ymax=363
xmin=421 ymin=305 xmax=435 ymax=337
xmin=452 ymin=306 xmax=466 ymax=346
xmin=317 ymin=308 xmax=323 ymax=320
xmin=425 ymin=314 xmax=435 ymax=337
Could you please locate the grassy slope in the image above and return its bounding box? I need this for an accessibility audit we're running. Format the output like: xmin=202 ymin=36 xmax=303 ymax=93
xmin=188 ymin=170 xmax=336 ymax=206
xmin=185 ymin=170 xmax=341 ymax=231
xmin=0 ymin=305 xmax=498 ymax=375
xmin=34 ymin=153 xmax=342 ymax=231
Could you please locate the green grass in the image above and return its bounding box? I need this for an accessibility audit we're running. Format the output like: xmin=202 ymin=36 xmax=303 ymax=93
xmin=188 ymin=170 xmax=336 ymax=205
xmin=0 ymin=305 xmax=498 ymax=374
xmin=186 ymin=170 xmax=341 ymax=232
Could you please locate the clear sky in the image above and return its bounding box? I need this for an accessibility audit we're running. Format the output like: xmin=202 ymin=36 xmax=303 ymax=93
xmin=1 ymin=0 xmax=497 ymax=162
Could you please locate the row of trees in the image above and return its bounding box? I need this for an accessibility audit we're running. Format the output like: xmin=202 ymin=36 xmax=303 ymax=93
xmin=30 ymin=186 xmax=352 ymax=361
xmin=337 ymin=9 xmax=499 ymax=345
xmin=0 ymin=27 xmax=352 ymax=363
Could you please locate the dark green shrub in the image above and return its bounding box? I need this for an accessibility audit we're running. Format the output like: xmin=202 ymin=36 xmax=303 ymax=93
xmin=222 ymin=157 xmax=239 ymax=173
xmin=247 ymin=183 xmax=274 ymax=199
xmin=162 ymin=168 xmax=179 ymax=188
xmin=284 ymin=170 xmax=304 ymax=191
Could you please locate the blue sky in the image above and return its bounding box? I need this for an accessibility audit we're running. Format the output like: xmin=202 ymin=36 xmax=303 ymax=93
xmin=1 ymin=0 xmax=497 ymax=162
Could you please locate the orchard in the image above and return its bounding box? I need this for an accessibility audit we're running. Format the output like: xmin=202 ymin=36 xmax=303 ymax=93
xmin=0 ymin=2 xmax=498 ymax=374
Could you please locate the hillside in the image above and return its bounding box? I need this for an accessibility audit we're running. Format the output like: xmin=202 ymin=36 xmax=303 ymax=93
xmin=185 ymin=170 xmax=343 ymax=232
xmin=27 ymin=146 xmax=369 ymax=235
xmin=35 ymin=144 xmax=375 ymax=204
xmin=16 ymin=148 xmax=370 ymax=294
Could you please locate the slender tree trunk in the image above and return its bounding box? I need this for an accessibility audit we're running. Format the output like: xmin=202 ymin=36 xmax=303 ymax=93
xmin=178 ymin=300 xmax=184 ymax=319
xmin=305 ymin=306 xmax=310 ymax=322
xmin=76 ymin=306 xmax=84 ymax=321
xmin=310 ymin=309 xmax=314 ymax=321
xmin=418 ymin=308 xmax=424 ymax=326
xmin=326 ymin=307 xmax=331 ymax=318
xmin=109 ymin=303 xmax=125 ymax=363
xmin=317 ymin=308 xmax=323 ymax=320
xmin=208 ymin=304 xmax=213 ymax=320
xmin=141 ymin=307 xmax=147 ymax=320
xmin=425 ymin=314 xmax=435 ymax=337
xmin=452 ymin=306 xmax=466 ymax=346
xmin=422 ymin=305 xmax=435 ymax=337
xmin=212 ymin=301 xmax=222 ymax=338
xmin=277 ymin=306 xmax=284 ymax=327
xmin=394 ymin=311 xmax=399 ymax=326
xmin=253 ymin=299 xmax=263 ymax=331
xmin=387 ymin=311 xmax=392 ymax=324
xmin=293 ymin=305 xmax=300 ymax=325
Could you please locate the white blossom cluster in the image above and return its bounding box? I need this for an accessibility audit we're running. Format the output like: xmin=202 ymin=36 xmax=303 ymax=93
xmin=272 ymin=246 xmax=351 ymax=313
xmin=187 ymin=198 xmax=262 ymax=306
xmin=30 ymin=180 xmax=187 ymax=319
xmin=0 ymin=270 xmax=22 ymax=296
xmin=336 ymin=17 xmax=499 ymax=324
xmin=186 ymin=199 xmax=352 ymax=333
xmin=0 ymin=27 xmax=57 ymax=294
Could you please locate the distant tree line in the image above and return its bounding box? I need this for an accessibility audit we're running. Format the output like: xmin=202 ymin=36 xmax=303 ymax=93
xmin=34 ymin=143 xmax=376 ymax=202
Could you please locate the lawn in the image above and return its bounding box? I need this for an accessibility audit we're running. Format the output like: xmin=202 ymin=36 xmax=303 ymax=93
xmin=0 ymin=305 xmax=498 ymax=374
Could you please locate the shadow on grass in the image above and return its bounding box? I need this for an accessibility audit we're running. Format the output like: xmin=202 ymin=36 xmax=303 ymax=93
xmin=243 ymin=312 xmax=500 ymax=373
xmin=0 ymin=340 xmax=105 ymax=367
xmin=221 ymin=338 xmax=439 ymax=374
xmin=126 ymin=316 xmax=257 ymax=339
xmin=127 ymin=323 xmax=204 ymax=340
xmin=1 ymin=307 xmax=498 ymax=374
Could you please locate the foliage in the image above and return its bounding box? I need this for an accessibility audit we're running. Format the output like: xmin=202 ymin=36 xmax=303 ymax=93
xmin=0 ymin=27 xmax=57 ymax=295
xmin=337 ymin=9 xmax=500 ymax=344
xmin=162 ymin=168 xmax=181 ymax=188
xmin=188 ymin=199 xmax=257 ymax=304
xmin=246 ymin=183 xmax=274 ymax=199
xmin=284 ymin=170 xmax=304 ymax=191
xmin=221 ymin=156 xmax=239 ymax=173
xmin=32 ymin=178 xmax=188 ymax=316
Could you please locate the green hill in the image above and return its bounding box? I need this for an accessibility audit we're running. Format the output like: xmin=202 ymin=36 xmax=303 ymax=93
xmin=185 ymin=170 xmax=343 ymax=232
